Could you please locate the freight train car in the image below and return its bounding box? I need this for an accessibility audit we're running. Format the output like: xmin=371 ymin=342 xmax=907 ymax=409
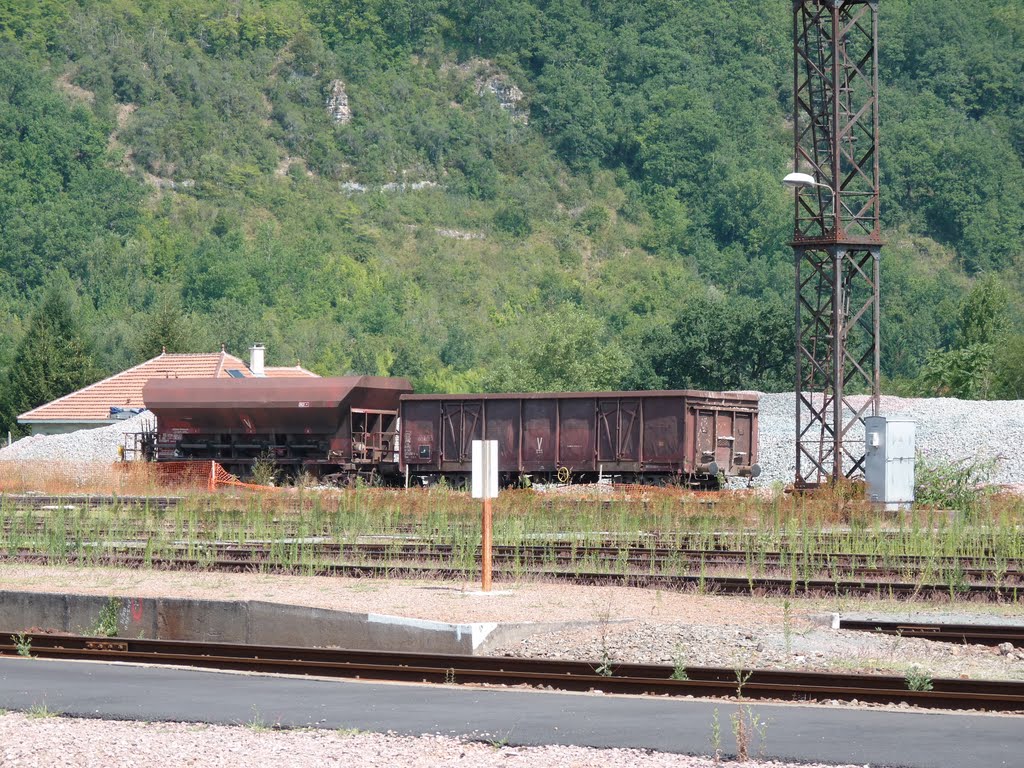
xmin=399 ymin=390 xmax=760 ymax=489
xmin=142 ymin=376 xmax=412 ymax=482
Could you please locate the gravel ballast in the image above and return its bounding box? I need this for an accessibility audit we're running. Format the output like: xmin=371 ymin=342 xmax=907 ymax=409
xmin=754 ymin=392 xmax=1024 ymax=487
xmin=3 ymin=564 xmax=1022 ymax=682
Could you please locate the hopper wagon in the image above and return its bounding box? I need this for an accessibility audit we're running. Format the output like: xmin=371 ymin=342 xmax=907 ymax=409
xmin=142 ymin=376 xmax=412 ymax=482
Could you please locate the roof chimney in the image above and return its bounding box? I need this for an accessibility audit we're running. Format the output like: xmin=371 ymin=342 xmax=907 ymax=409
xmin=249 ymin=344 xmax=266 ymax=377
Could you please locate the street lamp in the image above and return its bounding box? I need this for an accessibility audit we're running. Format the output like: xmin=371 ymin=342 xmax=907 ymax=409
xmin=783 ymin=172 xmax=837 ymax=232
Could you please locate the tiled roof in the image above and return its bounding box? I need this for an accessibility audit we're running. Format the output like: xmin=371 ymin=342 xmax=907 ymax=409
xmin=19 ymin=351 xmax=318 ymax=423
xmin=262 ymin=366 xmax=321 ymax=378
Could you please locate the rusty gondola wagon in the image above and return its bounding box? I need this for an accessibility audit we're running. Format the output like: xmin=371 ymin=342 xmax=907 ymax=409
xmin=399 ymin=390 xmax=760 ymax=489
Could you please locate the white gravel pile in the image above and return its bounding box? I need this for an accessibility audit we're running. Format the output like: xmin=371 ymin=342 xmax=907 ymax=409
xmin=754 ymin=392 xmax=1024 ymax=487
xmin=0 ymin=412 xmax=153 ymax=463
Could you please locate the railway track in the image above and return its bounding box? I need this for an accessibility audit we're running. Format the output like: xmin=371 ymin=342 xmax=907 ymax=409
xmin=1 ymin=633 xmax=1021 ymax=712
xmin=150 ymin=541 xmax=1024 ymax=578
xmin=839 ymin=619 xmax=1024 ymax=647
xmin=2 ymin=550 xmax=1018 ymax=599
xmin=6 ymin=538 xmax=1022 ymax=575
xmin=0 ymin=495 xmax=182 ymax=511
xmin=6 ymin=538 xmax=1023 ymax=589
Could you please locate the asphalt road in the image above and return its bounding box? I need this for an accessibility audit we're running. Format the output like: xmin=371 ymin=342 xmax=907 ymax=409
xmin=0 ymin=658 xmax=1019 ymax=767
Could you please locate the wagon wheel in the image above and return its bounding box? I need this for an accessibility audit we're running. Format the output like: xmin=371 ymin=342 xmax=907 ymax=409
xmin=556 ymin=466 xmax=571 ymax=484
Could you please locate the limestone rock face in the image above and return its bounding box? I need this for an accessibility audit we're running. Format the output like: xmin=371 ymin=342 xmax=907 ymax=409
xmin=326 ymin=79 xmax=352 ymax=124
xmin=478 ymin=73 xmax=527 ymax=124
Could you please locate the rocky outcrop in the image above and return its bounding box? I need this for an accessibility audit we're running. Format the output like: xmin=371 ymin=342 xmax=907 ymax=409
xmin=326 ymin=79 xmax=352 ymax=124
xmin=478 ymin=73 xmax=527 ymax=124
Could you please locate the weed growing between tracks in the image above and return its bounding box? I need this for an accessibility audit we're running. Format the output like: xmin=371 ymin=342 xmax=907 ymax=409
xmin=11 ymin=633 xmax=32 ymax=658
xmin=905 ymin=666 xmax=934 ymax=692
xmin=0 ymin=471 xmax=1022 ymax=600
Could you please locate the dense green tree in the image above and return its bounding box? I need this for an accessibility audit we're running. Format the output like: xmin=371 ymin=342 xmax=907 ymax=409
xmin=0 ymin=275 xmax=95 ymax=434
xmin=956 ymin=274 xmax=1010 ymax=348
xmin=917 ymin=275 xmax=1012 ymax=398
xmin=481 ymin=310 xmax=631 ymax=392
xmin=0 ymin=44 xmax=141 ymax=295
xmin=650 ymin=293 xmax=792 ymax=392
xmin=992 ymin=334 xmax=1024 ymax=400
xmin=133 ymin=289 xmax=202 ymax=360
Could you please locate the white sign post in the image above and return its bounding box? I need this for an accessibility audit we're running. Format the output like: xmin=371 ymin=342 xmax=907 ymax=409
xmin=472 ymin=440 xmax=499 ymax=592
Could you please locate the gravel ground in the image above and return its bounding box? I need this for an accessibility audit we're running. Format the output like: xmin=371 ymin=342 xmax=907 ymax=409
xmin=0 ymin=567 xmax=1019 ymax=764
xmin=2 ymin=393 xmax=1022 ymax=490
xmin=754 ymin=392 xmax=1024 ymax=487
xmin=0 ymin=713 xmax=867 ymax=768
xmin=3 ymin=564 xmax=1022 ymax=682
xmin=486 ymin=615 xmax=1024 ymax=683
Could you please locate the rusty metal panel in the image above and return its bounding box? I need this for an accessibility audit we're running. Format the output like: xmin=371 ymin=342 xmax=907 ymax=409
xmin=401 ymin=400 xmax=440 ymax=468
xmin=685 ymin=394 xmax=760 ymax=475
xmin=484 ymin=400 xmax=520 ymax=472
xmin=144 ymin=376 xmax=411 ymax=435
xmin=641 ymin=397 xmax=684 ymax=465
xmin=522 ymin=399 xmax=556 ymax=471
xmin=695 ymin=410 xmax=716 ymax=469
xmin=598 ymin=399 xmax=641 ymax=463
xmin=733 ymin=412 xmax=753 ymax=469
xmin=440 ymin=400 xmax=481 ymax=467
xmin=619 ymin=399 xmax=640 ymax=462
xmin=717 ymin=412 xmax=740 ymax=473
xmin=558 ymin=398 xmax=595 ymax=469
xmin=598 ymin=400 xmax=618 ymax=463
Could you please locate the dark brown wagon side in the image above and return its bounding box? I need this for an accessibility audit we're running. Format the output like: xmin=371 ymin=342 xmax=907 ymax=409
xmin=399 ymin=390 xmax=759 ymax=488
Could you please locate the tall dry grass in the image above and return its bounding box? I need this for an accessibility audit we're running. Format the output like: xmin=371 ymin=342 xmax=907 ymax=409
xmin=0 ymin=460 xmax=206 ymax=496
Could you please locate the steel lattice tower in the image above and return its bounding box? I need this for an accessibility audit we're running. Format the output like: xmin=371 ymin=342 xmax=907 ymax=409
xmin=791 ymin=0 xmax=881 ymax=486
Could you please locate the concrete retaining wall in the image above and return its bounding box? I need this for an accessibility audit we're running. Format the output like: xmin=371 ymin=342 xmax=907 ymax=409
xmin=0 ymin=591 xmax=565 ymax=655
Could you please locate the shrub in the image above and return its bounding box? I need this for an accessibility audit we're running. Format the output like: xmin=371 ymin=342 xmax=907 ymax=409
xmin=915 ymin=454 xmax=996 ymax=514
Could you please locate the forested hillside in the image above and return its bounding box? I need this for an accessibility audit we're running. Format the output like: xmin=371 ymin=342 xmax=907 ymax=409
xmin=1 ymin=0 xmax=1022 ymax=433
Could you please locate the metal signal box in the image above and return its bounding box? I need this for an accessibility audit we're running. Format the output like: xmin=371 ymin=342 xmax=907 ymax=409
xmin=864 ymin=416 xmax=916 ymax=511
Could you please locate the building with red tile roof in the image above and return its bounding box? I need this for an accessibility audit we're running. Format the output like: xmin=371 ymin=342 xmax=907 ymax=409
xmin=18 ymin=345 xmax=318 ymax=435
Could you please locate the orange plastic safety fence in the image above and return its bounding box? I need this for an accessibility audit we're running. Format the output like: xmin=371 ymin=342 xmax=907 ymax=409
xmin=211 ymin=462 xmax=286 ymax=493
xmin=153 ymin=461 xmax=284 ymax=493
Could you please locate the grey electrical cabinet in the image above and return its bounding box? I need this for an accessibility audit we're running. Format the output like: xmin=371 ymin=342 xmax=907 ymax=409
xmin=864 ymin=416 xmax=915 ymax=511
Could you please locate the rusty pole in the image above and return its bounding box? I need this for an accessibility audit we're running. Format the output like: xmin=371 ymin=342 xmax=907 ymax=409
xmin=481 ymin=497 xmax=493 ymax=592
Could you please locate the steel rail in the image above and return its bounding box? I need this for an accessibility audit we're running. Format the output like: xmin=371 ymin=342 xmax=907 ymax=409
xmin=1 ymin=551 xmax=1018 ymax=600
xmin=8 ymin=538 xmax=1022 ymax=587
xmin=0 ymin=495 xmax=182 ymax=511
xmin=4 ymin=536 xmax=1016 ymax=572
xmin=6 ymin=538 xmax=1019 ymax=574
xmin=1 ymin=634 xmax=1021 ymax=712
xmin=838 ymin=620 xmax=1024 ymax=647
xmin=84 ymin=541 xmax=1024 ymax=579
xmin=2 ymin=506 xmax=1015 ymax=556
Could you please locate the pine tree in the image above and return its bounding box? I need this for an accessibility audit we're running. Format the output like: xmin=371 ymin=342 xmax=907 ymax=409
xmin=1 ymin=279 xmax=95 ymax=433
xmin=134 ymin=291 xmax=199 ymax=360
